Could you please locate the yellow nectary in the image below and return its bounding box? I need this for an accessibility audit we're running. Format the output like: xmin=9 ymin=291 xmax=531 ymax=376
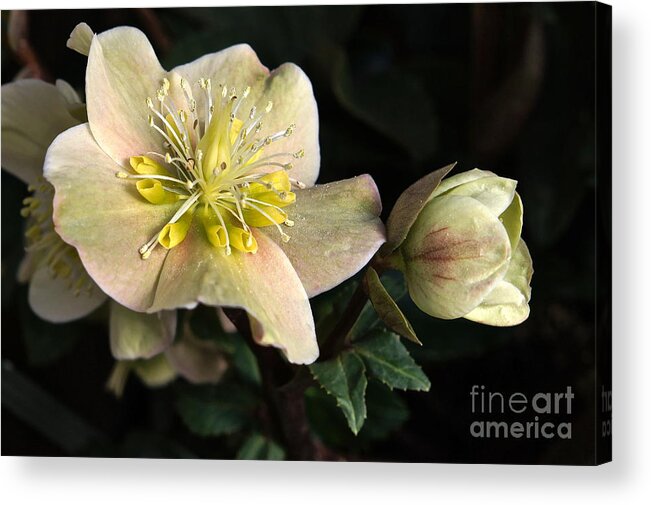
xmin=117 ymin=77 xmax=304 ymax=258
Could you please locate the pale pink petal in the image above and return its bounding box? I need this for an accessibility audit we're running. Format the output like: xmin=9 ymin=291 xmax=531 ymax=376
xmin=268 ymin=175 xmax=385 ymax=297
xmin=28 ymin=265 xmax=106 ymax=323
xmin=44 ymin=124 xmax=175 ymax=311
xmin=86 ymin=26 xmax=166 ymax=166
xmin=173 ymin=45 xmax=320 ymax=186
xmin=1 ymin=79 xmax=79 ymax=185
xmin=151 ymin=228 xmax=318 ymax=365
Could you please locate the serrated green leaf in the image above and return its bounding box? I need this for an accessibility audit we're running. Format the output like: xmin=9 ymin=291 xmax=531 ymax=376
xmin=305 ymin=379 xmax=410 ymax=448
xmin=237 ymin=432 xmax=285 ymax=461
xmin=310 ymin=352 xmax=367 ymax=434
xmin=354 ymin=331 xmax=430 ymax=391
xmin=175 ymin=383 xmax=258 ymax=437
xmin=364 ymin=267 xmax=420 ymax=344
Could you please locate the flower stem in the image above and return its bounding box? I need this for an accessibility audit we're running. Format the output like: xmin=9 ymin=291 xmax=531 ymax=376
xmin=223 ymin=308 xmax=318 ymax=460
xmin=223 ymin=265 xmax=375 ymax=460
xmin=320 ymin=276 xmax=370 ymax=359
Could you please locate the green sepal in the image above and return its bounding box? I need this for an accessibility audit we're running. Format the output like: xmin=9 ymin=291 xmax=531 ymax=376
xmin=381 ymin=163 xmax=456 ymax=255
xmin=363 ymin=267 xmax=420 ymax=344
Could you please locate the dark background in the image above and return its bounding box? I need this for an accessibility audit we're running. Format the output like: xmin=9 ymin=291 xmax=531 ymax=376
xmin=1 ymin=3 xmax=607 ymax=464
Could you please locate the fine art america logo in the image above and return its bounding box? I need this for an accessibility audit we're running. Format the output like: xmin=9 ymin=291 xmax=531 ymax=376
xmin=469 ymin=385 xmax=574 ymax=440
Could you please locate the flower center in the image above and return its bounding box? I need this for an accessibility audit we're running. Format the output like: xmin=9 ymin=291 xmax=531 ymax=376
xmin=118 ymin=77 xmax=305 ymax=259
xmin=22 ymin=179 xmax=95 ymax=296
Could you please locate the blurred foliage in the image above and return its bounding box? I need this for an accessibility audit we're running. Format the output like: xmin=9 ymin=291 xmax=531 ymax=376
xmin=174 ymin=381 xmax=259 ymax=437
xmin=2 ymin=3 xmax=601 ymax=464
xmin=237 ymin=432 xmax=285 ymax=461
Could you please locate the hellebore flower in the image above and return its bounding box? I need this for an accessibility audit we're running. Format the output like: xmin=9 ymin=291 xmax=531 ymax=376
xmin=45 ymin=26 xmax=385 ymax=364
xmin=1 ymin=78 xmax=106 ymax=322
xmin=2 ymin=78 xmax=178 ymax=364
xmin=384 ymin=166 xmax=533 ymax=326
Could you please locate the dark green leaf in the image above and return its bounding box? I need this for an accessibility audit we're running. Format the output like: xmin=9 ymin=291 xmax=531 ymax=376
xmin=361 ymin=380 xmax=410 ymax=441
xmin=309 ymin=351 xmax=367 ymax=434
xmin=305 ymin=386 xmax=353 ymax=448
xmin=231 ymin=336 xmax=261 ymax=386
xmin=354 ymin=330 xmax=430 ymax=391
xmin=364 ymin=267 xmax=420 ymax=344
xmin=175 ymin=383 xmax=258 ymax=437
xmin=237 ymin=432 xmax=285 ymax=460
xmin=305 ymin=380 xmax=410 ymax=448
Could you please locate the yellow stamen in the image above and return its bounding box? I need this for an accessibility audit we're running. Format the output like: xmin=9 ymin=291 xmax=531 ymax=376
xmin=126 ymin=77 xmax=304 ymax=257
xmin=158 ymin=211 xmax=194 ymax=249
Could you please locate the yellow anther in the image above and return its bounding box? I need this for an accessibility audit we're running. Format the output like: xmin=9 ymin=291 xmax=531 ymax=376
xmin=158 ymin=212 xmax=193 ymax=249
xmin=130 ymin=156 xmax=168 ymax=176
xmin=285 ymin=124 xmax=295 ymax=137
xmin=130 ymin=77 xmax=305 ymax=256
xmin=136 ymin=179 xmax=177 ymax=205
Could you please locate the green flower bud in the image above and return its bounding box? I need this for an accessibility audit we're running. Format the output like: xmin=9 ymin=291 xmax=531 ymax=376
xmin=389 ymin=168 xmax=533 ymax=326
